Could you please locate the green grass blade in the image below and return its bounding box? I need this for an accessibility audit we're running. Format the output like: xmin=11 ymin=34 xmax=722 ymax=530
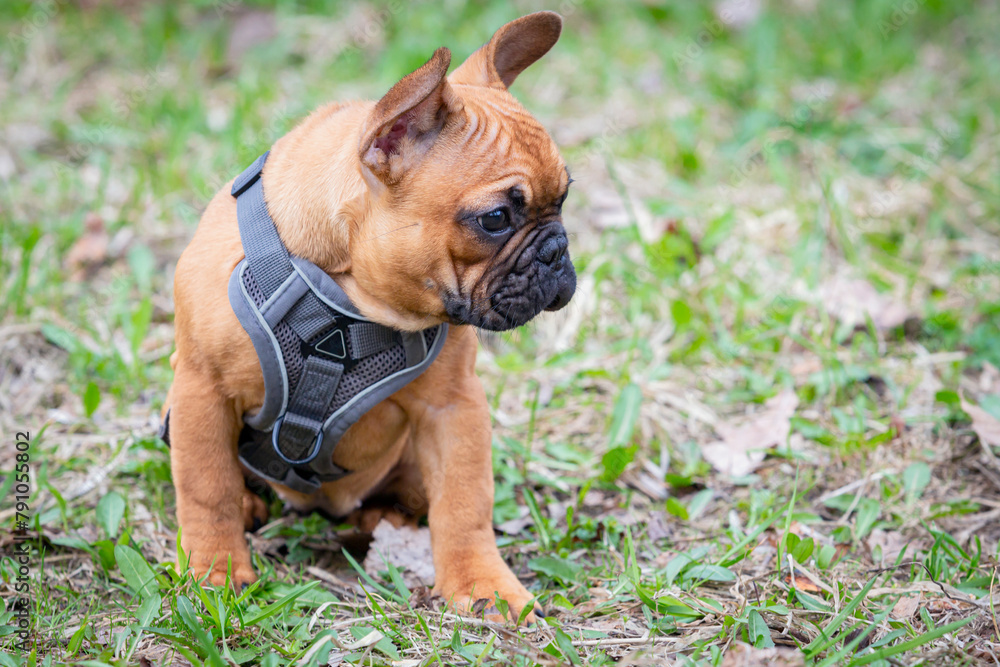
xmin=803 ymin=574 xmax=880 ymax=655
xmin=848 ymin=617 xmax=975 ymax=666
xmin=241 ymin=580 xmax=320 ymax=626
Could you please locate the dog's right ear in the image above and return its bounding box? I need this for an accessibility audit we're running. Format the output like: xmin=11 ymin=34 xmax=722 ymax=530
xmin=359 ymin=47 xmax=459 ymax=185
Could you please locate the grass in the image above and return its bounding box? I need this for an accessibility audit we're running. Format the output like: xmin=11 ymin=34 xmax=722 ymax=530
xmin=2 ymin=0 xmax=1000 ymax=664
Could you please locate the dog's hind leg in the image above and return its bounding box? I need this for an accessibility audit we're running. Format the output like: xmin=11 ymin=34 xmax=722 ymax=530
xmin=241 ymin=487 xmax=268 ymax=532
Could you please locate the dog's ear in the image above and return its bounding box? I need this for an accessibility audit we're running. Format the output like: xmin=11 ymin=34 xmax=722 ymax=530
xmin=449 ymin=12 xmax=562 ymax=89
xmin=360 ymin=47 xmax=460 ymax=185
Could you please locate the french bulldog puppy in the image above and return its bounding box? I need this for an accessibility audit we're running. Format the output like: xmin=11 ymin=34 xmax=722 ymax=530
xmin=163 ymin=11 xmax=575 ymax=623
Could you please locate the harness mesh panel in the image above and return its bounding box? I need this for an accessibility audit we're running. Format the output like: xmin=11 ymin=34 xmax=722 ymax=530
xmin=423 ymin=327 xmax=438 ymax=349
xmin=330 ymin=346 xmax=406 ymax=412
xmin=275 ymin=322 xmax=304 ymax=390
xmin=243 ymin=268 xmax=304 ymax=389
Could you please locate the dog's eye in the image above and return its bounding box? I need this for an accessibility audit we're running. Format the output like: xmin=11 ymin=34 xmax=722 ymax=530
xmin=477 ymin=208 xmax=510 ymax=233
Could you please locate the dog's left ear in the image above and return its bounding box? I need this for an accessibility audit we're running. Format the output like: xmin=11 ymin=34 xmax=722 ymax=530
xmin=449 ymin=12 xmax=562 ymax=89
xmin=360 ymin=47 xmax=459 ymax=185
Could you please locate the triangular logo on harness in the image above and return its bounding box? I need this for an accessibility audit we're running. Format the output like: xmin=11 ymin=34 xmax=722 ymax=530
xmin=314 ymin=328 xmax=347 ymax=360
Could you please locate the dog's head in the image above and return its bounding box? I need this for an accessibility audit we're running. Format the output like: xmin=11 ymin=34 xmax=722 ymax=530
xmin=348 ymin=12 xmax=575 ymax=332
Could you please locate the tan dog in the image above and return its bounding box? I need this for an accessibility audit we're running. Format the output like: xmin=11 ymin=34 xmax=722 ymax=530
xmin=163 ymin=12 xmax=575 ymax=623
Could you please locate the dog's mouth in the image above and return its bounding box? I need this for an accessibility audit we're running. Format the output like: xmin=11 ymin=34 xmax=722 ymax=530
xmin=443 ymin=223 xmax=577 ymax=331
xmin=444 ymin=255 xmax=577 ymax=331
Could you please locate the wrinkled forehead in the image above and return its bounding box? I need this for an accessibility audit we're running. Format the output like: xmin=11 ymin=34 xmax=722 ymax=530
xmin=447 ymin=85 xmax=568 ymax=208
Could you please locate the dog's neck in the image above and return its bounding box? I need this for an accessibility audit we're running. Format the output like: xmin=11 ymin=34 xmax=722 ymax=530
xmin=258 ymin=102 xmax=436 ymax=331
xmin=262 ymin=102 xmax=365 ymax=275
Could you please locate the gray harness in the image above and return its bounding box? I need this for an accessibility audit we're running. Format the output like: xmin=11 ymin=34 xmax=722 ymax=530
xmin=219 ymin=151 xmax=446 ymax=493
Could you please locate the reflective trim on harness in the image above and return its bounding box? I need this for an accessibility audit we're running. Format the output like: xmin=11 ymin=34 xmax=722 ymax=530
xmin=209 ymin=151 xmax=448 ymax=494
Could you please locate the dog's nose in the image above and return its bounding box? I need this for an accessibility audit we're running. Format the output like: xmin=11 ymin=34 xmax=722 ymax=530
xmin=537 ymin=235 xmax=566 ymax=266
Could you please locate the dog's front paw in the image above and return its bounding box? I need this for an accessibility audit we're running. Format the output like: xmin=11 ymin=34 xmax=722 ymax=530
xmin=434 ymin=556 xmax=539 ymax=624
xmin=184 ymin=538 xmax=257 ymax=590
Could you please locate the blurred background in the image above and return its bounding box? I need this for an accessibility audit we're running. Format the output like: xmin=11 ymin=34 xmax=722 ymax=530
xmin=2 ymin=0 xmax=1000 ymax=663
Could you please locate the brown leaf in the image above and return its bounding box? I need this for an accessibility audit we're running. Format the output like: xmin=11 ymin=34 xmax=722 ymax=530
xmin=702 ymin=390 xmax=799 ymax=476
xmin=575 ymin=587 xmax=614 ymax=616
xmin=66 ymin=212 xmax=109 ymax=279
xmin=784 ymin=571 xmax=822 ymax=593
xmin=819 ymin=274 xmax=912 ymax=331
xmin=961 ymin=394 xmax=1000 ymax=448
xmin=924 ymin=597 xmax=963 ymax=613
xmin=362 ymin=519 xmax=434 ymax=585
xmin=891 ymin=594 xmax=922 ymax=620
xmin=790 ymin=356 xmax=823 ymax=379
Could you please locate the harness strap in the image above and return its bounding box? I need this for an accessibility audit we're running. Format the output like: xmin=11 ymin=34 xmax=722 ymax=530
xmin=232 ymin=151 xmax=294 ymax=298
xmin=275 ymin=355 xmax=343 ymax=462
xmin=349 ymin=322 xmax=398 ymax=358
xmin=285 ymin=291 xmax=335 ymax=342
xmin=232 ymin=152 xmax=349 ymax=487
